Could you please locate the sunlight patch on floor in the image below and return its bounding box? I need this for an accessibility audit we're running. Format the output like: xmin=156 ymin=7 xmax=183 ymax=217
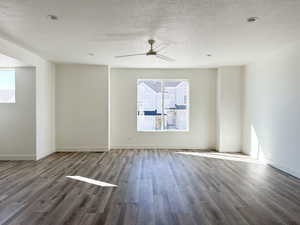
xmin=175 ymin=151 xmax=265 ymax=164
xmin=66 ymin=176 xmax=117 ymax=187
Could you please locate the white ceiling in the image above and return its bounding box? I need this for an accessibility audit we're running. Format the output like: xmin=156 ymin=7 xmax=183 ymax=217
xmin=0 ymin=53 xmax=28 ymax=67
xmin=0 ymin=0 xmax=300 ymax=68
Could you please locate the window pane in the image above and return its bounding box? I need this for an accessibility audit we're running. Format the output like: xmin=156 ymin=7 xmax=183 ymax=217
xmin=137 ymin=80 xmax=162 ymax=131
xmin=163 ymin=81 xmax=188 ymax=130
xmin=0 ymin=70 xmax=15 ymax=103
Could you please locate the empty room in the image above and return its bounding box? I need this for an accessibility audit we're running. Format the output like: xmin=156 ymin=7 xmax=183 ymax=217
xmin=0 ymin=0 xmax=300 ymax=224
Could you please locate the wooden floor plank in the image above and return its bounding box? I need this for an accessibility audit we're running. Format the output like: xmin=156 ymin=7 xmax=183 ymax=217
xmin=0 ymin=149 xmax=299 ymax=225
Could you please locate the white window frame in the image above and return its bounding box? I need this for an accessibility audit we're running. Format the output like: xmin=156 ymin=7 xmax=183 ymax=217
xmin=0 ymin=68 xmax=16 ymax=104
xmin=137 ymin=79 xmax=190 ymax=132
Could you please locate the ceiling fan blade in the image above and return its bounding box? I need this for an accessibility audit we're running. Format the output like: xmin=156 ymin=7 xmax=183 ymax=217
xmin=154 ymin=44 xmax=170 ymax=53
xmin=115 ymin=53 xmax=146 ymax=58
xmin=156 ymin=54 xmax=175 ymax=62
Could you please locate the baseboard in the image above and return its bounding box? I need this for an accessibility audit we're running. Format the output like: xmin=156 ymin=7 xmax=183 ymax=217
xmin=110 ymin=146 xmax=212 ymax=150
xmin=0 ymin=154 xmax=36 ymax=160
xmin=36 ymin=150 xmax=56 ymax=160
xmin=266 ymin=159 xmax=300 ymax=179
xmin=216 ymin=145 xmax=242 ymax=153
xmin=56 ymin=147 xmax=109 ymax=152
xmin=217 ymin=149 xmax=242 ymax=153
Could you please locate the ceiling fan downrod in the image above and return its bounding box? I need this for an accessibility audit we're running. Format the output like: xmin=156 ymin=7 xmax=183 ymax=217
xmin=147 ymin=39 xmax=156 ymax=55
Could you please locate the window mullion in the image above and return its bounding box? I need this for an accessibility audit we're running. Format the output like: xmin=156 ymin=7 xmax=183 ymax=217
xmin=161 ymin=80 xmax=165 ymax=131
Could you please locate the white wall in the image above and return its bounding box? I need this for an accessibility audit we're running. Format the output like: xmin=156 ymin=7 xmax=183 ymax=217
xmin=110 ymin=68 xmax=217 ymax=149
xmin=0 ymin=67 xmax=36 ymax=160
xmin=56 ymin=64 xmax=109 ymax=151
xmin=217 ymin=66 xmax=244 ymax=152
xmin=36 ymin=62 xmax=56 ymax=159
xmin=243 ymin=43 xmax=300 ymax=178
xmin=0 ymin=36 xmax=56 ymax=160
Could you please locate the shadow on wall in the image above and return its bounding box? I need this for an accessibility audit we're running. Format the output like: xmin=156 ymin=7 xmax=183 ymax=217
xmin=250 ymin=125 xmax=266 ymax=162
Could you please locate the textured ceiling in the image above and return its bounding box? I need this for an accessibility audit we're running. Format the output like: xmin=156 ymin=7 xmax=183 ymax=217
xmin=0 ymin=53 xmax=28 ymax=67
xmin=0 ymin=0 xmax=300 ymax=68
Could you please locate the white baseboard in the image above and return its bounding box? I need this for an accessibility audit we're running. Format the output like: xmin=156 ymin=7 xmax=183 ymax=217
xmin=56 ymin=147 xmax=109 ymax=152
xmin=217 ymin=149 xmax=242 ymax=153
xmin=216 ymin=145 xmax=242 ymax=153
xmin=36 ymin=150 xmax=56 ymax=160
xmin=266 ymin=159 xmax=300 ymax=179
xmin=110 ymin=146 xmax=212 ymax=150
xmin=0 ymin=154 xmax=35 ymax=160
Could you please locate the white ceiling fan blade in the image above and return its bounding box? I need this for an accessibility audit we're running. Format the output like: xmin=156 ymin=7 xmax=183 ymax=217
xmin=156 ymin=55 xmax=169 ymax=62
xmin=154 ymin=43 xmax=170 ymax=53
xmin=115 ymin=53 xmax=146 ymax=58
xmin=156 ymin=54 xmax=175 ymax=62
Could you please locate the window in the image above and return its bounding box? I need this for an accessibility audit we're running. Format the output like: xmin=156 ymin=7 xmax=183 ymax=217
xmin=0 ymin=69 xmax=16 ymax=103
xmin=137 ymin=79 xmax=189 ymax=131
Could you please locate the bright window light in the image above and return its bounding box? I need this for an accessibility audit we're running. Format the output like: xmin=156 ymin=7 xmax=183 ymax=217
xmin=250 ymin=125 xmax=266 ymax=162
xmin=66 ymin=176 xmax=117 ymax=187
xmin=137 ymin=79 xmax=189 ymax=131
xmin=0 ymin=69 xmax=15 ymax=103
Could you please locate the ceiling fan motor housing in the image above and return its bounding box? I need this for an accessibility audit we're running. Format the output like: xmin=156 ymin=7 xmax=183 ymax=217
xmin=115 ymin=39 xmax=174 ymax=61
xmin=146 ymin=50 xmax=157 ymax=55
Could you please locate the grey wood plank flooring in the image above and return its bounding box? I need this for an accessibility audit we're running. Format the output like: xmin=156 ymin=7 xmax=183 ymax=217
xmin=0 ymin=150 xmax=299 ymax=225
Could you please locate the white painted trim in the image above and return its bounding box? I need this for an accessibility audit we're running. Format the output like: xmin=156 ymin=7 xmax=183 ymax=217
xmin=217 ymin=145 xmax=242 ymax=153
xmin=36 ymin=150 xmax=55 ymax=160
xmin=0 ymin=154 xmax=35 ymax=160
xmin=110 ymin=146 xmax=212 ymax=150
xmin=107 ymin=65 xmax=111 ymax=151
xmin=56 ymin=147 xmax=109 ymax=152
xmin=266 ymin=159 xmax=300 ymax=179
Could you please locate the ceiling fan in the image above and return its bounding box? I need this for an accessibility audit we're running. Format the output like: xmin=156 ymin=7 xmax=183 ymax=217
xmin=115 ymin=39 xmax=175 ymax=62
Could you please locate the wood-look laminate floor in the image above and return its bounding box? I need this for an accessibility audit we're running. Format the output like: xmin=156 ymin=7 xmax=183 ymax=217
xmin=0 ymin=150 xmax=300 ymax=225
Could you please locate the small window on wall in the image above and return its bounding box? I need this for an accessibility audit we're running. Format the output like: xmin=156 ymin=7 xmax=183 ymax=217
xmin=0 ymin=69 xmax=16 ymax=103
xmin=137 ymin=79 xmax=189 ymax=131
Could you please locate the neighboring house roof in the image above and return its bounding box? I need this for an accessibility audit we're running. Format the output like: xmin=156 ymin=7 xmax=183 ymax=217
xmin=164 ymin=81 xmax=182 ymax=88
xmin=139 ymin=81 xmax=161 ymax=93
xmin=139 ymin=80 xmax=183 ymax=93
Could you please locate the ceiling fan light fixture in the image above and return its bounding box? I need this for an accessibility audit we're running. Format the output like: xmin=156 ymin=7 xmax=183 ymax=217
xmin=47 ymin=14 xmax=58 ymax=20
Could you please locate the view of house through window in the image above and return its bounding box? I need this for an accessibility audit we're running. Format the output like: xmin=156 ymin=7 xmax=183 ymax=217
xmin=0 ymin=70 xmax=16 ymax=103
xmin=137 ymin=79 xmax=189 ymax=131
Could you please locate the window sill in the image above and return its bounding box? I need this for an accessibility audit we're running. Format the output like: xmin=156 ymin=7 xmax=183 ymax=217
xmin=137 ymin=130 xmax=189 ymax=133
